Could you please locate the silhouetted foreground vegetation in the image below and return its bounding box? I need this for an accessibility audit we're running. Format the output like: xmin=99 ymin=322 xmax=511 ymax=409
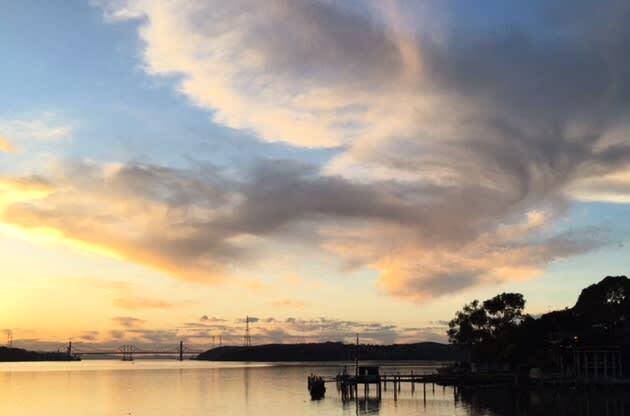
xmin=447 ymin=275 xmax=629 ymax=373
xmin=0 ymin=346 xmax=77 ymax=362
xmin=197 ymin=341 xmax=465 ymax=361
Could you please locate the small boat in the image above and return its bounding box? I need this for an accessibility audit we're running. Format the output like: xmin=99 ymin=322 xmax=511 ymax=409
xmin=307 ymin=374 xmax=326 ymax=399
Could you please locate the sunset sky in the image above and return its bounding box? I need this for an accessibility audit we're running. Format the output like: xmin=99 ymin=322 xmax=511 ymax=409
xmin=1 ymin=0 xmax=628 ymax=350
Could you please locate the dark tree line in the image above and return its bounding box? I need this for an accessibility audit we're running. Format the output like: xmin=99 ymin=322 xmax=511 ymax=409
xmin=447 ymin=275 xmax=630 ymax=367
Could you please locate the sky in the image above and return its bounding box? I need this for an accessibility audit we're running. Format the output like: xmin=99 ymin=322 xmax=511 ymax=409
xmin=0 ymin=0 xmax=628 ymax=351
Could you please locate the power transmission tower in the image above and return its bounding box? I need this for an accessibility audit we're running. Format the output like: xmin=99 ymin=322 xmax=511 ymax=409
xmin=244 ymin=315 xmax=252 ymax=346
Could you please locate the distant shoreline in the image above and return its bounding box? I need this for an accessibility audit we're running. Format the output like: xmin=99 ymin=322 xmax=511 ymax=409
xmin=0 ymin=346 xmax=78 ymax=362
xmin=195 ymin=341 xmax=466 ymax=362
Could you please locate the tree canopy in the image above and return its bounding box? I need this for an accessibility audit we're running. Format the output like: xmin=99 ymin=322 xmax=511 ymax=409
xmin=446 ymin=276 xmax=630 ymax=367
xmin=447 ymin=293 xmax=525 ymax=345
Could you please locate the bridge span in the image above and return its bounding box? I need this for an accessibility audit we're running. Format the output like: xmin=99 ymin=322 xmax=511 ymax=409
xmin=67 ymin=340 xmax=204 ymax=361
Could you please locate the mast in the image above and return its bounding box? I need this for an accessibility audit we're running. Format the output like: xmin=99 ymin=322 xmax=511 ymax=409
xmin=355 ymin=333 xmax=359 ymax=376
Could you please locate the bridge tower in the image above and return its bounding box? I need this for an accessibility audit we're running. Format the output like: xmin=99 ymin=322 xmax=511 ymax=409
xmin=5 ymin=330 xmax=12 ymax=347
xmin=120 ymin=345 xmax=134 ymax=361
xmin=67 ymin=340 xmax=72 ymax=356
xmin=179 ymin=340 xmax=184 ymax=361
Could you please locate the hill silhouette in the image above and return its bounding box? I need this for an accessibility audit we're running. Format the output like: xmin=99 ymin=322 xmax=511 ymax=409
xmin=196 ymin=341 xmax=465 ymax=362
xmin=533 ymin=275 xmax=629 ymax=347
xmin=0 ymin=346 xmax=76 ymax=362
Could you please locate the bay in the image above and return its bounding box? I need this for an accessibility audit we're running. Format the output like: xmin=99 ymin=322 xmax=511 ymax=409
xmin=0 ymin=360 xmax=627 ymax=415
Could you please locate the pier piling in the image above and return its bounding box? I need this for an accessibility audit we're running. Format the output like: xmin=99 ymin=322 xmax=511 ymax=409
xmin=423 ymin=381 xmax=426 ymax=403
xmin=411 ymin=370 xmax=415 ymax=393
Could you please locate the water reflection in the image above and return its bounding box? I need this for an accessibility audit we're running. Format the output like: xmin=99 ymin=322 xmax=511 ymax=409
xmin=355 ymin=398 xmax=382 ymax=415
xmin=339 ymin=380 xmax=629 ymax=416
xmin=0 ymin=361 xmax=627 ymax=416
xmin=243 ymin=366 xmax=250 ymax=402
xmin=456 ymin=386 xmax=630 ymax=416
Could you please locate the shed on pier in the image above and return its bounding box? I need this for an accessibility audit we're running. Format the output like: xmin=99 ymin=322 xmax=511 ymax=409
xmin=357 ymin=366 xmax=381 ymax=382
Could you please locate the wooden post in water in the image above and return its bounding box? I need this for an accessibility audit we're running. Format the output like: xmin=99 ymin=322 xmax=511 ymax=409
xmin=573 ymin=351 xmax=580 ymax=378
xmin=593 ymin=351 xmax=599 ymax=378
xmin=585 ymin=352 xmax=589 ymax=381
xmin=411 ymin=370 xmax=415 ymax=393
xmin=355 ymin=334 xmax=359 ymax=377
xmin=423 ymin=382 xmax=426 ymax=407
xmin=423 ymin=381 xmax=426 ymax=403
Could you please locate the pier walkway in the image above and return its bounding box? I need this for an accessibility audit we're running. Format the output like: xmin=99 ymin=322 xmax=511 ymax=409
xmin=310 ymin=366 xmax=630 ymax=401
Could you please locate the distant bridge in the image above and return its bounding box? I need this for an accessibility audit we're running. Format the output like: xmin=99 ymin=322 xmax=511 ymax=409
xmin=67 ymin=341 xmax=204 ymax=361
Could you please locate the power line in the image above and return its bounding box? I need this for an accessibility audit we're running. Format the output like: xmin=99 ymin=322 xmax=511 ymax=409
xmin=244 ymin=315 xmax=252 ymax=346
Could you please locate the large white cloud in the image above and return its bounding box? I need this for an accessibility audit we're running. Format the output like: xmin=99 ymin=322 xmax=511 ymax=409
xmin=11 ymin=0 xmax=621 ymax=301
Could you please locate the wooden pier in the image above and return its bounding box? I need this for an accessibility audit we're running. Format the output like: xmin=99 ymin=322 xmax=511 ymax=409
xmin=312 ymin=366 xmax=451 ymax=401
xmin=309 ymin=365 xmax=630 ymax=401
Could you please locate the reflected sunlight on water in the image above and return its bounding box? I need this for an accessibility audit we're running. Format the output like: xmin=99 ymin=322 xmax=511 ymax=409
xmin=0 ymin=360 xmax=627 ymax=416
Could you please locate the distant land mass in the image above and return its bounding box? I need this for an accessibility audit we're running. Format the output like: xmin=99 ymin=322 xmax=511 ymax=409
xmin=196 ymin=341 xmax=465 ymax=362
xmin=0 ymin=346 xmax=76 ymax=362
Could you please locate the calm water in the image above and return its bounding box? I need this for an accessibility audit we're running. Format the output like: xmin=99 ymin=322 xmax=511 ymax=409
xmin=0 ymin=360 xmax=627 ymax=415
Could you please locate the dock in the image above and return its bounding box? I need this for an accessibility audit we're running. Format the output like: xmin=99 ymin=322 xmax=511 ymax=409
xmin=308 ymin=365 xmax=630 ymax=401
xmin=311 ymin=366 xmax=458 ymax=401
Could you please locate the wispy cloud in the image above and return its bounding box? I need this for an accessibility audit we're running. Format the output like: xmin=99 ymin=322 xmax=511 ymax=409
xmin=271 ymin=299 xmax=307 ymax=309
xmin=112 ymin=316 xmax=147 ymax=328
xmin=566 ymin=168 xmax=630 ymax=204
xmin=0 ymin=113 xmax=73 ymax=151
xmin=14 ymin=314 xmax=448 ymax=350
xmin=0 ymin=136 xmax=15 ymax=153
xmin=113 ymin=296 xmax=181 ymax=310
xmin=199 ymin=315 xmax=226 ymax=323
